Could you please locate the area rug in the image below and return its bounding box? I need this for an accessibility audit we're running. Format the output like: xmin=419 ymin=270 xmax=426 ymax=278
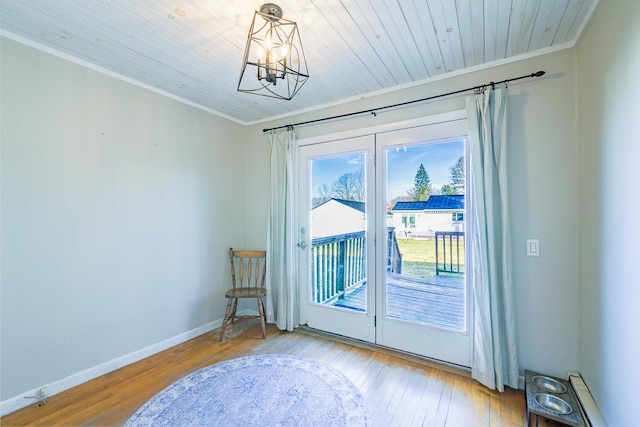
xmin=124 ymin=354 xmax=369 ymax=426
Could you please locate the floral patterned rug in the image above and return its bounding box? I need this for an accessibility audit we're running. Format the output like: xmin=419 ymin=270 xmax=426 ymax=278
xmin=124 ymin=353 xmax=369 ymax=426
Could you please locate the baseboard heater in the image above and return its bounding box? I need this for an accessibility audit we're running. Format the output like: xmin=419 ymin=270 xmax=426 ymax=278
xmin=567 ymin=372 xmax=607 ymax=427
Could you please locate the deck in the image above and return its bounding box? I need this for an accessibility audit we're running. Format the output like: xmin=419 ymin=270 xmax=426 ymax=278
xmin=333 ymin=272 xmax=466 ymax=331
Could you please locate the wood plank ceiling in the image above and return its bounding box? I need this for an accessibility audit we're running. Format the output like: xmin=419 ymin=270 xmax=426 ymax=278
xmin=0 ymin=0 xmax=599 ymax=124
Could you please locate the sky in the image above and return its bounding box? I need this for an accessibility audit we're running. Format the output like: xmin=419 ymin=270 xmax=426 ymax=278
xmin=311 ymin=139 xmax=465 ymax=202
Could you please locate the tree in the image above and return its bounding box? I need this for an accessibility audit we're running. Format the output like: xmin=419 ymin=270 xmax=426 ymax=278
xmin=449 ymin=156 xmax=465 ymax=194
xmin=409 ymin=163 xmax=432 ymax=201
xmin=389 ymin=195 xmax=413 ymax=207
xmin=441 ymin=184 xmax=456 ymax=195
xmin=331 ymin=167 xmax=364 ymax=201
xmin=312 ymin=184 xmax=332 ymax=208
xmin=440 ymin=157 xmax=465 ymax=195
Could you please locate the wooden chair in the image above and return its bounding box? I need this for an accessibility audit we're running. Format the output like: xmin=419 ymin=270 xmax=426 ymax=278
xmin=219 ymin=248 xmax=267 ymax=341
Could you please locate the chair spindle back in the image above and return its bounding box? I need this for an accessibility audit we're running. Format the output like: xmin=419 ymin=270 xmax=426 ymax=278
xmin=229 ymin=249 xmax=266 ymax=290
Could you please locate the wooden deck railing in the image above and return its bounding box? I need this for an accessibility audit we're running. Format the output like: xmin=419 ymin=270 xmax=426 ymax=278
xmin=311 ymin=227 xmax=401 ymax=304
xmin=387 ymin=227 xmax=402 ymax=274
xmin=435 ymin=231 xmax=465 ymax=275
xmin=311 ymin=231 xmax=365 ymax=304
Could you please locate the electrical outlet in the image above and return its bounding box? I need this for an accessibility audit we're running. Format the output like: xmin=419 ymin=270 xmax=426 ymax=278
xmin=39 ymin=387 xmax=48 ymax=399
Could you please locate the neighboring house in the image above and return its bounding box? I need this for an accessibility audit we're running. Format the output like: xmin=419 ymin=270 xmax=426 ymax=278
xmin=391 ymin=195 xmax=464 ymax=237
xmin=311 ymin=198 xmax=365 ymax=237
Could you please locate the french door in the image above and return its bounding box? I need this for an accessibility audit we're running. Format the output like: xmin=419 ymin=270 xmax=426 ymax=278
xmin=298 ymin=119 xmax=471 ymax=367
xmin=298 ymin=135 xmax=376 ymax=342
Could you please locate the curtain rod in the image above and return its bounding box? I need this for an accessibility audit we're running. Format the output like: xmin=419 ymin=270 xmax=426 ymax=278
xmin=262 ymin=70 xmax=545 ymax=133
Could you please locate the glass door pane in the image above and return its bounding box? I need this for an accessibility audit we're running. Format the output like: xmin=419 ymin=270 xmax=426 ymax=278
xmin=385 ymin=141 xmax=466 ymax=331
xmin=309 ymin=152 xmax=367 ymax=312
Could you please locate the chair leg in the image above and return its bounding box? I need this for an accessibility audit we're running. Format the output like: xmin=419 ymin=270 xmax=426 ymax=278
xmin=257 ymin=297 xmax=266 ymax=339
xmin=230 ymin=299 xmax=239 ymax=323
xmin=219 ymin=298 xmax=233 ymax=341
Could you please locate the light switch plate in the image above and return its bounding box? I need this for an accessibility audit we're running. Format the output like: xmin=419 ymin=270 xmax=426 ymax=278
xmin=526 ymin=239 xmax=540 ymax=256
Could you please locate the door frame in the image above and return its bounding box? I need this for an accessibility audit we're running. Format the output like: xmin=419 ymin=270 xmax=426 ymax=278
xmin=296 ymin=110 xmax=467 ymax=147
xmin=296 ymin=110 xmax=471 ymax=366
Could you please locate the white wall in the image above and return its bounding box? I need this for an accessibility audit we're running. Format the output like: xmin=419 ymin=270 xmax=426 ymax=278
xmin=0 ymin=38 xmax=247 ymax=405
xmin=577 ymin=1 xmax=640 ymax=425
xmin=391 ymin=211 xmax=462 ymax=235
xmin=247 ymin=50 xmax=581 ymax=379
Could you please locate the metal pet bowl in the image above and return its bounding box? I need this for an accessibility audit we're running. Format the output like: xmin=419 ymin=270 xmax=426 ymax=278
xmin=534 ymin=393 xmax=573 ymax=415
xmin=532 ymin=375 xmax=567 ymax=393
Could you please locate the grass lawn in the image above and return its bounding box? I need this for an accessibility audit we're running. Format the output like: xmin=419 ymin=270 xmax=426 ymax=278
xmin=396 ymin=238 xmax=465 ymax=279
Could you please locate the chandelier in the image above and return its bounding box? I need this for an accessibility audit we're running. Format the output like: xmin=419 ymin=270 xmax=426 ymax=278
xmin=237 ymin=3 xmax=309 ymax=100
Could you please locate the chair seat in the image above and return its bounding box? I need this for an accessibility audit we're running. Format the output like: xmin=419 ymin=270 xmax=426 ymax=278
xmin=225 ymin=287 xmax=267 ymax=299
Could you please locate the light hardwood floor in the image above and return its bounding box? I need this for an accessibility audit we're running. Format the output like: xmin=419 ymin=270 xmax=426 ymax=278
xmin=2 ymin=322 xmax=565 ymax=426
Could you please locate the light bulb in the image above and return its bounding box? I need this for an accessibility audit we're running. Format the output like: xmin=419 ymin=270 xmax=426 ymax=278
xmin=265 ymin=29 xmax=273 ymax=51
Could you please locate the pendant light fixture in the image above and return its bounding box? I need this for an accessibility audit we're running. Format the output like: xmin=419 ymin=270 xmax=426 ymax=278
xmin=237 ymin=3 xmax=309 ymax=100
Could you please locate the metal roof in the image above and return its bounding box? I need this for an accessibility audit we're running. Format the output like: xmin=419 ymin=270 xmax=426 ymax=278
xmin=392 ymin=195 xmax=464 ymax=211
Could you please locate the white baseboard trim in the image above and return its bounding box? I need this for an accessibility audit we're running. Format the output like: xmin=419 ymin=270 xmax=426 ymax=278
xmin=0 ymin=318 xmax=223 ymax=417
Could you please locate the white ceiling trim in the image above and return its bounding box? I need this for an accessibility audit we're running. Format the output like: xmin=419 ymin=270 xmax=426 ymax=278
xmin=0 ymin=29 xmax=245 ymax=125
xmin=2 ymin=25 xmax=575 ymax=128
xmin=2 ymin=0 xmax=594 ymax=130
xmin=566 ymin=0 xmax=602 ymax=47
xmin=0 ymin=0 xmax=601 ymax=124
xmin=249 ymin=40 xmax=576 ymax=127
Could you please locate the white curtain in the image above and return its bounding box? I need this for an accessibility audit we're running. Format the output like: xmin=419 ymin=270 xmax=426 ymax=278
xmin=266 ymin=129 xmax=300 ymax=331
xmin=466 ymin=87 xmax=519 ymax=392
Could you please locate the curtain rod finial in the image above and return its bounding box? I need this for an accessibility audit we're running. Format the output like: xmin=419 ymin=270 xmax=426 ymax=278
xmin=533 ymin=71 xmax=545 ymax=77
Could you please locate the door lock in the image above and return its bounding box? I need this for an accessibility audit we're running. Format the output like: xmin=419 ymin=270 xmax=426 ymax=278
xmin=297 ymin=227 xmax=307 ymax=249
